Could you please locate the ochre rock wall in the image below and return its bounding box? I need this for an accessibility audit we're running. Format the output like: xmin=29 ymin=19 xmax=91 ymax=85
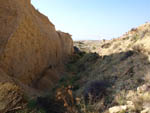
xmin=0 ymin=0 xmax=73 ymax=90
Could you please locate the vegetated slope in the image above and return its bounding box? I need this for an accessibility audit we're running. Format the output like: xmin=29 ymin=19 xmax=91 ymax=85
xmin=14 ymin=23 xmax=150 ymax=113
xmin=0 ymin=0 xmax=73 ymax=112
xmin=12 ymin=23 xmax=150 ymax=113
xmin=68 ymin=22 xmax=150 ymax=113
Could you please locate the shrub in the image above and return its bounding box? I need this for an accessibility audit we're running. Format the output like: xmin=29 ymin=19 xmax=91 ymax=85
xmin=101 ymin=43 xmax=111 ymax=48
xmin=27 ymin=99 xmax=37 ymax=109
xmin=132 ymin=44 xmax=145 ymax=53
xmin=120 ymin=51 xmax=134 ymax=61
xmin=92 ymin=46 xmax=96 ymax=50
xmin=25 ymin=96 xmax=66 ymax=113
xmin=131 ymin=34 xmax=140 ymax=42
xmin=36 ymin=96 xmax=66 ymax=113
xmin=83 ymin=80 xmax=110 ymax=104
xmin=73 ymin=46 xmax=80 ymax=54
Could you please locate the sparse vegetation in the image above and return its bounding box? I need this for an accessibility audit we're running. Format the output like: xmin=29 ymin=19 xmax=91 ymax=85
xmin=16 ymin=95 xmax=67 ymax=113
xmin=7 ymin=22 xmax=150 ymax=113
xmin=92 ymin=46 xmax=96 ymax=50
xmin=101 ymin=42 xmax=111 ymax=48
xmin=132 ymin=44 xmax=145 ymax=53
xmin=115 ymin=90 xmax=127 ymax=105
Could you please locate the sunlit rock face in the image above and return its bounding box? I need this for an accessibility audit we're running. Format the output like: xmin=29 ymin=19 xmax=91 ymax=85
xmin=0 ymin=0 xmax=73 ymax=91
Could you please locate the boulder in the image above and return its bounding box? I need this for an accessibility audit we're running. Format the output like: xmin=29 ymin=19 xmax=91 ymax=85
xmin=109 ymin=106 xmax=127 ymax=113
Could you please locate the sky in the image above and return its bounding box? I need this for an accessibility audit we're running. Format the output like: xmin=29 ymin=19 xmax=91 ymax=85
xmin=31 ymin=0 xmax=150 ymax=41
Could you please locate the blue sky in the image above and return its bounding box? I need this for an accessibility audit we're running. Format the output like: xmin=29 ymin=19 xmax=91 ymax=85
xmin=31 ymin=0 xmax=150 ymax=40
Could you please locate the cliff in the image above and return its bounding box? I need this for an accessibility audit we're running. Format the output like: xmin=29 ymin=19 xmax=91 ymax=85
xmin=0 ymin=0 xmax=73 ymax=112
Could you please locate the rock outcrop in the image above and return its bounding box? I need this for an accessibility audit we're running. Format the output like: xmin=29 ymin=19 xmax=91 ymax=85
xmin=0 ymin=0 xmax=73 ymax=93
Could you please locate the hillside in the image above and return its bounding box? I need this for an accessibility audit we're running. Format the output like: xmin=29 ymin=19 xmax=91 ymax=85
xmin=7 ymin=22 xmax=150 ymax=113
xmin=20 ymin=22 xmax=150 ymax=113
xmin=70 ymin=22 xmax=150 ymax=113
xmin=49 ymin=22 xmax=150 ymax=113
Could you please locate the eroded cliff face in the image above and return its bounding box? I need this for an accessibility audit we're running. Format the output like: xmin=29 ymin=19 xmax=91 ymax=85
xmin=0 ymin=0 xmax=73 ymax=95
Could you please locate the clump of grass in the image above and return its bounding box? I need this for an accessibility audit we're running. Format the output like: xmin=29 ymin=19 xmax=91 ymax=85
xmin=57 ymin=75 xmax=81 ymax=90
xmin=76 ymin=97 xmax=100 ymax=113
xmin=131 ymin=34 xmax=140 ymax=42
xmin=131 ymin=92 xmax=150 ymax=112
xmin=92 ymin=46 xmax=96 ymax=50
xmin=113 ymin=43 xmax=121 ymax=49
xmin=132 ymin=44 xmax=145 ymax=53
xmin=18 ymin=94 xmax=67 ymax=113
xmin=115 ymin=90 xmax=127 ymax=105
xmin=56 ymin=85 xmax=101 ymax=113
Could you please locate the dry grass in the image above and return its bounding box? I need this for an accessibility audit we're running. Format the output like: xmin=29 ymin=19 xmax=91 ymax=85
xmin=55 ymin=83 xmax=107 ymax=113
xmin=56 ymin=85 xmax=77 ymax=113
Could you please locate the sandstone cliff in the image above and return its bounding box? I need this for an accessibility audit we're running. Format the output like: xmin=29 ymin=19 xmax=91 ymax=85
xmin=0 ymin=0 xmax=73 ymax=105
